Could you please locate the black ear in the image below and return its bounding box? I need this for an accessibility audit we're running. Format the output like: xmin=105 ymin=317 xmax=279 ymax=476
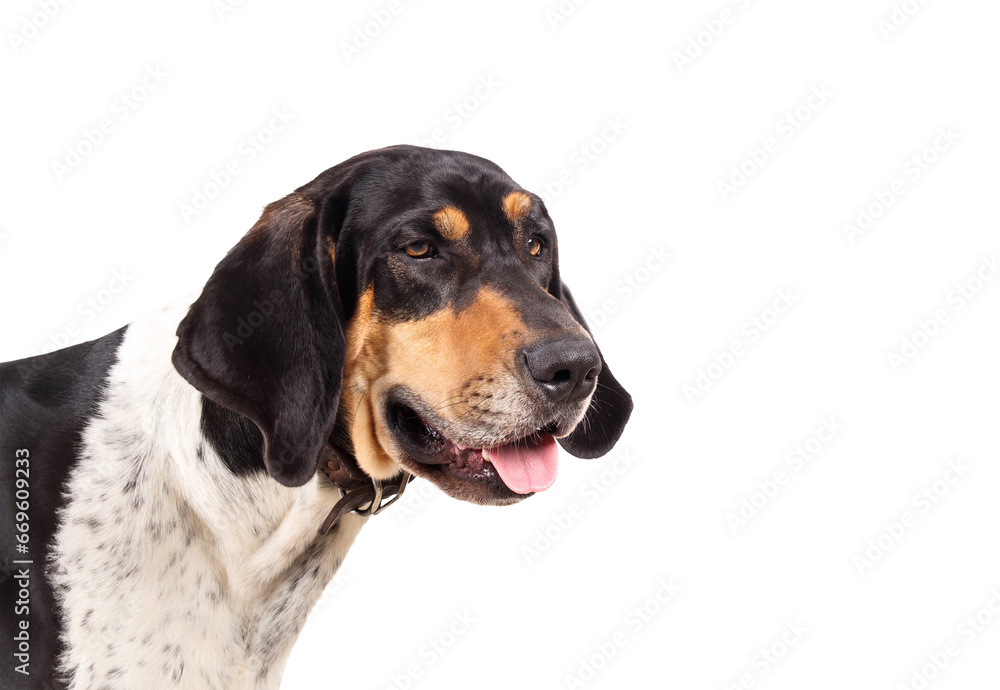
xmin=555 ymin=282 xmax=633 ymax=459
xmin=172 ymin=193 xmax=346 ymax=487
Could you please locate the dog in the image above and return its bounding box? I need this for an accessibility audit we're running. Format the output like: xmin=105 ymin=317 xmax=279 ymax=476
xmin=0 ymin=145 xmax=632 ymax=689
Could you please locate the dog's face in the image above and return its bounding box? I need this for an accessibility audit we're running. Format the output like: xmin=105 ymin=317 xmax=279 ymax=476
xmin=341 ymin=181 xmax=605 ymax=505
xmin=173 ymin=146 xmax=631 ymax=504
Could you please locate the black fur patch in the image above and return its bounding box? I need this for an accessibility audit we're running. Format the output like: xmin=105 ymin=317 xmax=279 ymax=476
xmin=0 ymin=326 xmax=127 ymax=689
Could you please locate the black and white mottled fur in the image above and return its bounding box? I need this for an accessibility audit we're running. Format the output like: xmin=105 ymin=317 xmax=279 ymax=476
xmin=3 ymin=301 xmax=363 ymax=689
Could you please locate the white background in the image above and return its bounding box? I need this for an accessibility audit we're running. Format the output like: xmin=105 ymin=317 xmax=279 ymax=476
xmin=2 ymin=1 xmax=1000 ymax=688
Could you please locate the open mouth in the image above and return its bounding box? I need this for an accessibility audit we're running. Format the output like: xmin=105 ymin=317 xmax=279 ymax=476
xmin=388 ymin=400 xmax=560 ymax=497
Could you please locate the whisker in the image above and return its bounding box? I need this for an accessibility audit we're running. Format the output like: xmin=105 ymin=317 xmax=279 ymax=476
xmin=429 ymin=389 xmax=469 ymax=412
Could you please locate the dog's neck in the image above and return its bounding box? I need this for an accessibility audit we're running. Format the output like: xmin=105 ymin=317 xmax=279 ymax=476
xmin=52 ymin=303 xmax=365 ymax=689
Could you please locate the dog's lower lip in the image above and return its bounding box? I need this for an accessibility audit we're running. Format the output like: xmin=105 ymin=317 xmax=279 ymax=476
xmin=391 ymin=403 xmax=481 ymax=466
xmin=391 ymin=402 xmax=555 ymax=458
xmin=389 ymin=402 xmax=553 ymax=487
xmin=391 ymin=406 xmax=498 ymax=483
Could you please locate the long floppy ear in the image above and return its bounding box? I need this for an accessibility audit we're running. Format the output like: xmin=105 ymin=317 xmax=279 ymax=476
xmin=555 ymin=282 xmax=633 ymax=459
xmin=172 ymin=193 xmax=346 ymax=487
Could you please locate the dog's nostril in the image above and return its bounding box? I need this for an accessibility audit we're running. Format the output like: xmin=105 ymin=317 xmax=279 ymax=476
xmin=552 ymin=369 xmax=572 ymax=384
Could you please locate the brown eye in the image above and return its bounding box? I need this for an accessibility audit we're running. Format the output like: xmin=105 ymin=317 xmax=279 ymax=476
xmin=527 ymin=236 xmax=543 ymax=257
xmin=405 ymin=240 xmax=432 ymax=258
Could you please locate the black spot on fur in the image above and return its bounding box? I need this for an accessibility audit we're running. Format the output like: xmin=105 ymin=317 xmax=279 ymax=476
xmin=123 ymin=467 xmax=141 ymax=493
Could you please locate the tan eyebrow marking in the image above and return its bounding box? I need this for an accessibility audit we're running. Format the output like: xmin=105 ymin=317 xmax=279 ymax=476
xmin=433 ymin=206 xmax=470 ymax=240
xmin=502 ymin=191 xmax=531 ymax=224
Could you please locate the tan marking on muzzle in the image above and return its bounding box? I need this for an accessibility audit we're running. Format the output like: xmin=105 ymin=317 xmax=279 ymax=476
xmin=375 ymin=288 xmax=527 ymax=406
xmin=502 ymin=191 xmax=531 ymax=224
xmin=342 ymin=287 xmax=530 ymax=476
xmin=433 ymin=206 xmax=470 ymax=240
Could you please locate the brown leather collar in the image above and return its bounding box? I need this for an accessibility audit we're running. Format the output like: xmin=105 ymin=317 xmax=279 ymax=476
xmin=317 ymin=442 xmax=411 ymax=535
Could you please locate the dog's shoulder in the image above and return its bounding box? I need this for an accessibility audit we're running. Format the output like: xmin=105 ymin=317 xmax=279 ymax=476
xmin=1 ymin=326 xmax=128 ymax=689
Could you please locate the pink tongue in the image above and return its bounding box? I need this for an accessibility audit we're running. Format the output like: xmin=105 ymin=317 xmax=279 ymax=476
xmin=486 ymin=435 xmax=559 ymax=494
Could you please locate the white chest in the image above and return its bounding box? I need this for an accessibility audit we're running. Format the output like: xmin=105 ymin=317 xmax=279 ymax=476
xmin=51 ymin=308 xmax=363 ymax=689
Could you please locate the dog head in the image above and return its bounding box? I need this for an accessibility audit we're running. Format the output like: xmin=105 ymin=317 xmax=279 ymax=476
xmin=173 ymin=146 xmax=632 ymax=505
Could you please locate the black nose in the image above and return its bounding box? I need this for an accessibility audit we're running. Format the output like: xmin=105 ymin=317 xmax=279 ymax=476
xmin=522 ymin=338 xmax=602 ymax=404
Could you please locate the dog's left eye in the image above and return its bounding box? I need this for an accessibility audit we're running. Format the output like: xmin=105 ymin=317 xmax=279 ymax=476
xmin=404 ymin=240 xmax=435 ymax=258
xmin=527 ymin=236 xmax=544 ymax=257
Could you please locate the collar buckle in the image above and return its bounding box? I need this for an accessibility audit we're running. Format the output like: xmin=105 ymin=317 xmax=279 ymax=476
xmin=317 ymin=443 xmax=413 ymax=535
xmin=351 ymin=471 xmax=411 ymax=518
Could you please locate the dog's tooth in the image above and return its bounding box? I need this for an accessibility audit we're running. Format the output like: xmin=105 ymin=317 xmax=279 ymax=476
xmin=482 ymin=449 xmax=491 ymax=462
